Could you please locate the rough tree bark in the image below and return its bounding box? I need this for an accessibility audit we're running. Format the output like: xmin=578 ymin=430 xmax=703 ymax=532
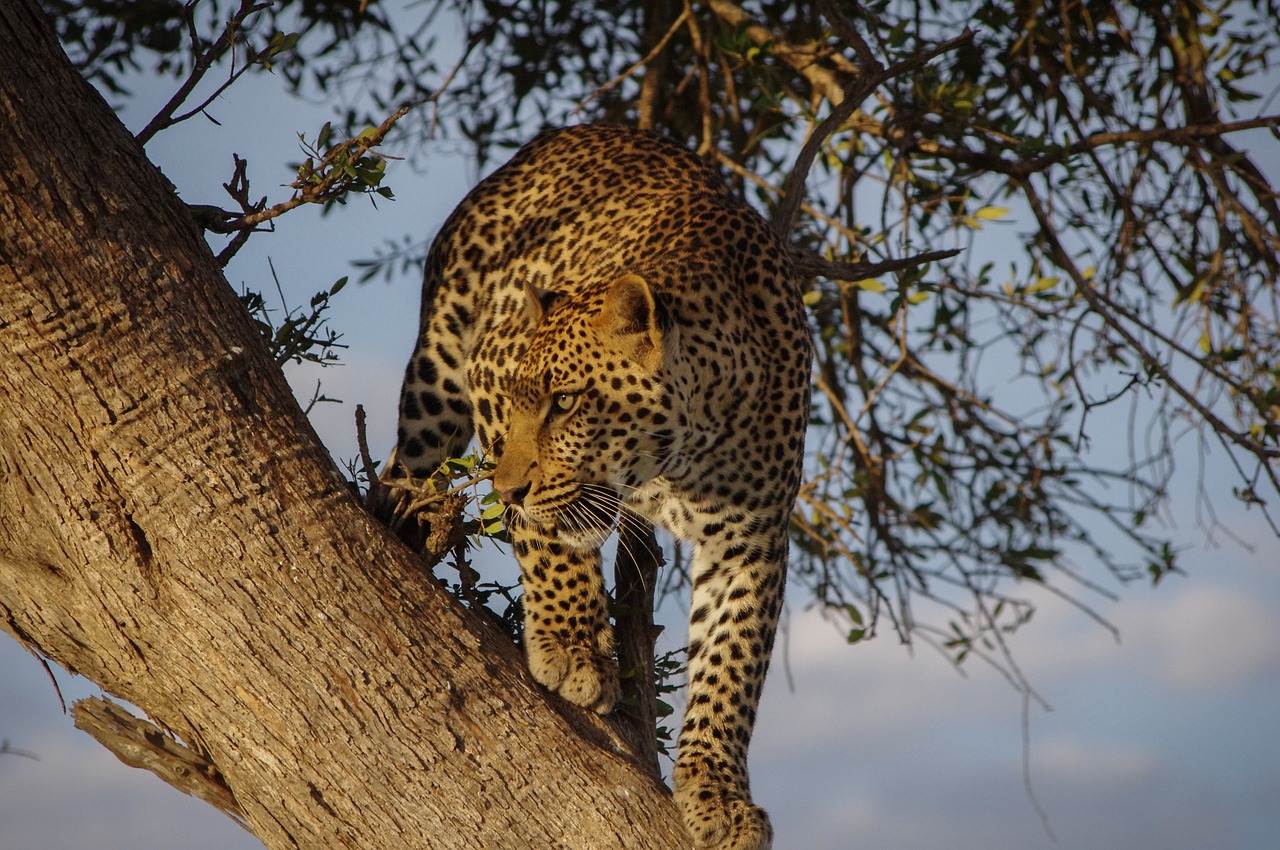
xmin=0 ymin=2 xmax=689 ymax=847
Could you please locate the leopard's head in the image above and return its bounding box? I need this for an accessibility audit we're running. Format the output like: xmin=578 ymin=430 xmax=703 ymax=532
xmin=492 ymin=273 xmax=684 ymax=548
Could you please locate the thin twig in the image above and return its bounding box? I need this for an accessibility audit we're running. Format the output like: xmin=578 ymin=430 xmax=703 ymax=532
xmin=573 ymin=8 xmax=691 ymax=116
xmin=1018 ymin=174 xmax=1280 ymax=470
xmin=239 ymin=103 xmax=413 ymax=228
xmin=355 ymin=404 xmax=387 ymax=507
xmin=137 ymin=0 xmax=271 ymax=145
xmin=684 ymin=0 xmax=714 ymax=155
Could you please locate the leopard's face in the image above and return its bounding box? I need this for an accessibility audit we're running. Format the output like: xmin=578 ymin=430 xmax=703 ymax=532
xmin=491 ymin=276 xmax=684 ymax=548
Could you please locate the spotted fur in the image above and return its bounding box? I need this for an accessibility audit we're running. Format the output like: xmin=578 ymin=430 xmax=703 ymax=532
xmin=395 ymin=125 xmax=812 ymax=849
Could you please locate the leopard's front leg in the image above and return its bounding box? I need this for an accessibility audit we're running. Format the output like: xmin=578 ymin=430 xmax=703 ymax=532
xmin=511 ymin=523 xmax=621 ymax=715
xmin=674 ymin=518 xmax=787 ymax=850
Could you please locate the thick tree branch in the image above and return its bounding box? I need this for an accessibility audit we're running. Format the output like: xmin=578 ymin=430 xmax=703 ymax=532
xmin=0 ymin=3 xmax=689 ymax=847
xmin=613 ymin=520 xmax=666 ymax=778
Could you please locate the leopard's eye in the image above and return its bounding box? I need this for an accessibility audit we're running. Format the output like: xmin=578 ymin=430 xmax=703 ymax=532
xmin=550 ymin=391 xmax=579 ymax=415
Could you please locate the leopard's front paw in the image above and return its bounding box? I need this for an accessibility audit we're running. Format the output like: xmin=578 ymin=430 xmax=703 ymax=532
xmin=525 ymin=637 xmax=620 ymax=714
xmin=675 ymin=779 xmax=772 ymax=850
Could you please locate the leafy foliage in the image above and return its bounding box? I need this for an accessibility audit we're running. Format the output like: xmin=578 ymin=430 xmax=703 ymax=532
xmin=52 ymin=0 xmax=1280 ymax=679
xmin=44 ymin=0 xmax=381 ymax=97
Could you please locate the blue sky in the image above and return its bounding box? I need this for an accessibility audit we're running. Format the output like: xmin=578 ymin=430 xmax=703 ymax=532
xmin=3 ymin=20 xmax=1280 ymax=850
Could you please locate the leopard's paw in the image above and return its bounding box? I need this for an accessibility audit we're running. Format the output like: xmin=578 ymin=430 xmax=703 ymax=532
xmin=557 ymin=651 xmax=621 ymax=714
xmin=526 ymin=639 xmax=620 ymax=715
xmin=675 ymin=780 xmax=772 ymax=850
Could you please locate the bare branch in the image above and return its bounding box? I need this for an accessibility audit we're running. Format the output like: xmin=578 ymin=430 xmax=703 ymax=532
xmin=1017 ymin=174 xmax=1280 ymax=470
xmin=791 ymin=247 xmax=962 ymax=282
xmin=1009 ymin=113 xmax=1280 ymax=178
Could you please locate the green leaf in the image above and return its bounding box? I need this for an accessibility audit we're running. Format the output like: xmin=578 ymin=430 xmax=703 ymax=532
xmin=849 ymin=278 xmax=887 ymax=293
xmin=445 ymin=457 xmax=473 ymax=473
xmin=973 ymin=205 xmax=1010 ymax=220
xmin=1026 ymin=276 xmax=1060 ymax=294
xmin=1173 ymin=277 xmax=1206 ymax=307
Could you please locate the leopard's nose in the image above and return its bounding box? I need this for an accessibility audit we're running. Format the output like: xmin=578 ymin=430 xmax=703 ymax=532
xmin=498 ymin=482 xmax=531 ymax=507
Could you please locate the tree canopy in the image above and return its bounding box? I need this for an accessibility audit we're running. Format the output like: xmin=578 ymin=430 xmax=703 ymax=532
xmin=53 ymin=0 xmax=1279 ymax=666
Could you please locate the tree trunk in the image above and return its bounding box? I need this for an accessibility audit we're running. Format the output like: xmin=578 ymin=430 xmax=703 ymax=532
xmin=0 ymin=2 xmax=688 ymax=847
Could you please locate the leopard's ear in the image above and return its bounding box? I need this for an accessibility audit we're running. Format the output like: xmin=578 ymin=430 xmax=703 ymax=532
xmin=593 ymin=273 xmax=668 ymax=368
xmin=523 ymin=280 xmax=565 ymax=326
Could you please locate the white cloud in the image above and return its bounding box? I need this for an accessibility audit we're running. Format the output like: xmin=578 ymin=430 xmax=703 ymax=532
xmin=1033 ymin=737 xmax=1163 ymax=787
xmin=1122 ymin=583 xmax=1280 ymax=690
xmin=747 ymin=563 xmax=1280 ymax=850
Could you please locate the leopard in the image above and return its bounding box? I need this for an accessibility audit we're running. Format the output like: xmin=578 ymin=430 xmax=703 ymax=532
xmin=393 ymin=124 xmax=812 ymax=850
